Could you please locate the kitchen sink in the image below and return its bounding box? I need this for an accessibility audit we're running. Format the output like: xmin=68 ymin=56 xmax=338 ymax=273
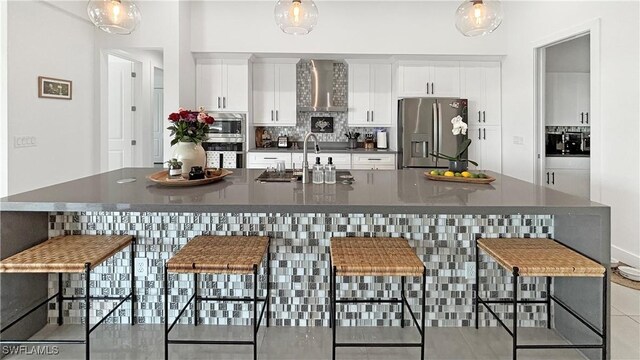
xmin=255 ymin=170 xmax=353 ymax=183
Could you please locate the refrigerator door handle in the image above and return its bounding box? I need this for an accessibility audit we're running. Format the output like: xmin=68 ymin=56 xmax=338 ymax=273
xmin=437 ymin=103 xmax=443 ymax=161
xmin=432 ymin=103 xmax=438 ymax=162
xmin=422 ymin=142 xmax=428 ymax=158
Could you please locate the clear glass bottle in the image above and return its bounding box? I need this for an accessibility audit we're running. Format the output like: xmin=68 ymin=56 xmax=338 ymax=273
xmin=325 ymin=157 xmax=336 ymax=184
xmin=312 ymin=157 xmax=324 ymax=184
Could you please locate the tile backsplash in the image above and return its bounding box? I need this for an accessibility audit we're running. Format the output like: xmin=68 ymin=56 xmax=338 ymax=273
xmin=260 ymin=60 xmax=378 ymax=143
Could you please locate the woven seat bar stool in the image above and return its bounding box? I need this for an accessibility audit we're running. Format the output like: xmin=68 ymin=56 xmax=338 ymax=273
xmin=329 ymin=237 xmax=426 ymax=360
xmin=474 ymin=237 xmax=607 ymax=360
xmin=164 ymin=235 xmax=270 ymax=360
xmin=0 ymin=234 xmax=136 ymax=360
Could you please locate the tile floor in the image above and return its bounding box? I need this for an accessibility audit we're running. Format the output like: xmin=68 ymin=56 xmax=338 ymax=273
xmin=3 ymin=283 xmax=639 ymax=359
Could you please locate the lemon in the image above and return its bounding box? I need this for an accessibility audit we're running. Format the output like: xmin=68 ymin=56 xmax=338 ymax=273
xmin=461 ymin=171 xmax=471 ymax=178
xmin=444 ymin=171 xmax=455 ymax=177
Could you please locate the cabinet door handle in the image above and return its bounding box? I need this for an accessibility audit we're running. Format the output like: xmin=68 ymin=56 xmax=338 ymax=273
xmin=276 ymin=110 xmax=279 ymax=121
xmin=586 ymin=112 xmax=589 ymax=124
xmin=426 ymin=83 xmax=429 ymax=94
xmin=478 ymin=111 xmax=481 ymax=123
xmin=368 ymin=158 xmax=381 ymax=161
xmin=271 ymin=110 xmax=274 ymax=122
xmin=264 ymin=157 xmax=277 ymax=160
xmin=483 ymin=128 xmax=486 ymax=140
xmin=431 ymin=82 xmax=434 ymax=94
xmin=483 ymin=111 xmax=486 ymax=123
xmin=580 ymin=112 xmax=584 ymax=124
xmin=552 ymin=172 xmax=555 ymax=185
xmin=478 ymin=128 xmax=481 ymax=140
xmin=371 ymin=110 xmax=374 ymax=122
xmin=546 ymin=172 xmax=549 ymax=184
xmin=366 ymin=111 xmax=370 ymax=122
xmin=217 ymin=97 xmax=221 ymax=109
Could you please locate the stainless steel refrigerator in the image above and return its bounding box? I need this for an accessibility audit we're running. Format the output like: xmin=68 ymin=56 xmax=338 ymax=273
xmin=398 ymin=98 xmax=468 ymax=168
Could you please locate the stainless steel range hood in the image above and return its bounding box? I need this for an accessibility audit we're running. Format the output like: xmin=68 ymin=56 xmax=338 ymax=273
xmin=298 ymin=60 xmax=347 ymax=112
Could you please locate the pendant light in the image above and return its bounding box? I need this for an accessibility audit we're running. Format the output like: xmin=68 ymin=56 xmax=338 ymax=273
xmin=87 ymin=0 xmax=141 ymax=35
xmin=455 ymin=0 xmax=503 ymax=37
xmin=274 ymin=0 xmax=319 ymax=35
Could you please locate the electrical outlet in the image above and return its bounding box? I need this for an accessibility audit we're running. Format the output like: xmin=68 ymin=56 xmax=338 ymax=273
xmin=465 ymin=262 xmax=476 ymax=280
xmin=14 ymin=136 xmax=37 ymax=148
xmin=134 ymin=258 xmax=148 ymax=276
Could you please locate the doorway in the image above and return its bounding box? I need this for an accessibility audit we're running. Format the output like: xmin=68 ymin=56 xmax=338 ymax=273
xmin=533 ymin=21 xmax=601 ymax=201
xmin=107 ymin=54 xmax=138 ymax=171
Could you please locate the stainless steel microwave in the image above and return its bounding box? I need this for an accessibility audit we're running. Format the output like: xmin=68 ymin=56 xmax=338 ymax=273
xmin=205 ymin=113 xmax=245 ymax=143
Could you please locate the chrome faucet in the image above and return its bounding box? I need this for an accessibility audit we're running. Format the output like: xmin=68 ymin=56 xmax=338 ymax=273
xmin=302 ymin=132 xmax=320 ymax=184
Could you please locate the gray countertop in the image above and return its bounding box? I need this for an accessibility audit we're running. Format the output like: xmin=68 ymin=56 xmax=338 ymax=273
xmin=248 ymin=148 xmax=397 ymax=154
xmin=0 ymin=168 xmax=608 ymax=214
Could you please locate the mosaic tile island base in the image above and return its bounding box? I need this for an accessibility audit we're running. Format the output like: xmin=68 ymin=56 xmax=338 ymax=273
xmin=0 ymin=168 xmax=611 ymax=359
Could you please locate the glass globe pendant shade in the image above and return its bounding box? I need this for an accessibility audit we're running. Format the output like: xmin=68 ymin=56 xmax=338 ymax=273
xmin=455 ymin=0 xmax=503 ymax=37
xmin=274 ymin=0 xmax=319 ymax=35
xmin=87 ymin=0 xmax=141 ymax=35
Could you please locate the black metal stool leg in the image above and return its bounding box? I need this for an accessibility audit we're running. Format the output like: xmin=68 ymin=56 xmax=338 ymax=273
xmin=401 ymin=276 xmax=405 ymax=328
xmin=421 ymin=267 xmax=426 ymax=360
xmin=512 ymin=268 xmax=519 ymax=360
xmin=57 ymin=273 xmax=64 ymax=326
xmin=475 ymin=238 xmax=480 ymax=329
xmin=131 ymin=238 xmax=136 ymax=326
xmin=329 ymin=255 xmax=333 ymax=329
xmin=164 ymin=265 xmax=169 ymax=360
xmin=194 ymin=273 xmax=199 ymax=326
xmin=332 ymin=266 xmax=337 ymax=360
xmin=253 ymin=264 xmax=258 ymax=360
xmin=546 ymin=276 xmax=552 ymax=329
xmin=267 ymin=238 xmax=271 ymax=328
xmin=602 ymin=271 xmax=608 ymax=360
xmin=85 ymin=263 xmax=91 ymax=360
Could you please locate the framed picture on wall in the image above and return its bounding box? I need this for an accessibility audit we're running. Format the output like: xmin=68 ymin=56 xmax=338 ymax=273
xmin=38 ymin=76 xmax=72 ymax=100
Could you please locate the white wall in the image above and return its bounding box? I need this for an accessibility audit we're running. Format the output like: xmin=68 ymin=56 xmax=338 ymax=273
xmin=500 ymin=1 xmax=640 ymax=267
xmin=7 ymin=0 xmax=97 ymax=195
xmin=546 ymin=35 xmax=590 ymax=73
xmin=0 ymin=0 xmax=8 ymax=198
xmin=190 ymin=1 xmax=508 ymax=55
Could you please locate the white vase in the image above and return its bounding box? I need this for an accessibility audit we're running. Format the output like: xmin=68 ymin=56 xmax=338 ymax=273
xmin=171 ymin=141 xmax=206 ymax=176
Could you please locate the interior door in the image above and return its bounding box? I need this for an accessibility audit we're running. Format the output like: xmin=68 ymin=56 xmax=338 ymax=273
xmin=107 ymin=55 xmax=134 ymax=171
xmin=152 ymin=88 xmax=164 ymax=164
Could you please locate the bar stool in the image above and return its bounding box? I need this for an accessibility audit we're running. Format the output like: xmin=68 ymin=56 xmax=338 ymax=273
xmin=329 ymin=237 xmax=426 ymax=360
xmin=474 ymin=237 xmax=607 ymax=360
xmin=164 ymin=235 xmax=270 ymax=360
xmin=0 ymin=235 xmax=136 ymax=360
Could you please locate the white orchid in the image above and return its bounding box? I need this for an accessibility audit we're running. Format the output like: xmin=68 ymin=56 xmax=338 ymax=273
xmin=451 ymin=115 xmax=468 ymax=136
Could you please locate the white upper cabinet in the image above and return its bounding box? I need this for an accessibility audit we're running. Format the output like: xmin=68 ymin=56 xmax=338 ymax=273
xmin=347 ymin=62 xmax=392 ymax=127
xmin=397 ymin=61 xmax=460 ymax=97
xmin=460 ymin=62 xmax=501 ymax=126
xmin=545 ymin=72 xmax=590 ymax=126
xmin=196 ymin=59 xmax=249 ymax=112
xmin=252 ymin=61 xmax=297 ymax=126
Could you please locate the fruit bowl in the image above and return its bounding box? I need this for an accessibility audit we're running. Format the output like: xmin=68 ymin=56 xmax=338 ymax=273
xmin=424 ymin=170 xmax=496 ymax=184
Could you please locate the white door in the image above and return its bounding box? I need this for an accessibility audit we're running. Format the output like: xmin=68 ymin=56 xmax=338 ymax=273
xmin=398 ymin=65 xmax=429 ymax=96
xmin=252 ymin=63 xmax=275 ymax=125
xmin=223 ymin=60 xmax=249 ymax=112
xmin=482 ymin=63 xmax=501 ymax=126
xmin=275 ymin=63 xmax=297 ymax=126
xmin=152 ymin=88 xmax=164 ymax=164
xmin=429 ymin=61 xmax=460 ymax=97
xmin=348 ymin=63 xmax=371 ymax=126
xmin=107 ymin=55 xmax=135 ymax=171
xmin=196 ymin=61 xmax=223 ymax=110
xmin=371 ymin=64 xmax=392 ymax=126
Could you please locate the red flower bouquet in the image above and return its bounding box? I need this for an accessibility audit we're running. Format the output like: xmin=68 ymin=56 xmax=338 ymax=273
xmin=167 ymin=107 xmax=214 ymax=145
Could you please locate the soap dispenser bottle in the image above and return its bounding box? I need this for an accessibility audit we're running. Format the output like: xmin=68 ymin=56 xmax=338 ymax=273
xmin=325 ymin=157 xmax=336 ymax=184
xmin=312 ymin=157 xmax=324 ymax=184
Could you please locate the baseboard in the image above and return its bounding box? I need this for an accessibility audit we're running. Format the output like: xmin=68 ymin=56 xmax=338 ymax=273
xmin=612 ymin=245 xmax=640 ymax=268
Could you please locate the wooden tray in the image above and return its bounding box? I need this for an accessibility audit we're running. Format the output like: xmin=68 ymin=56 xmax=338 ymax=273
xmin=147 ymin=169 xmax=233 ymax=187
xmin=424 ymin=172 xmax=496 ymax=184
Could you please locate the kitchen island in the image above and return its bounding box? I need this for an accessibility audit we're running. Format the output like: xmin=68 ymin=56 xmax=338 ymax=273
xmin=0 ymin=168 xmax=610 ymax=358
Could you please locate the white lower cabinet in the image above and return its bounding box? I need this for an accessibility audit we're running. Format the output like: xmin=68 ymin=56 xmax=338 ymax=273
xmin=467 ymin=126 xmax=501 ymax=173
xmin=246 ymin=152 xmax=292 ymax=169
xmin=351 ymin=154 xmax=396 ymax=170
xmin=544 ymin=157 xmax=590 ymax=198
xmin=292 ymin=153 xmax=351 ymax=170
